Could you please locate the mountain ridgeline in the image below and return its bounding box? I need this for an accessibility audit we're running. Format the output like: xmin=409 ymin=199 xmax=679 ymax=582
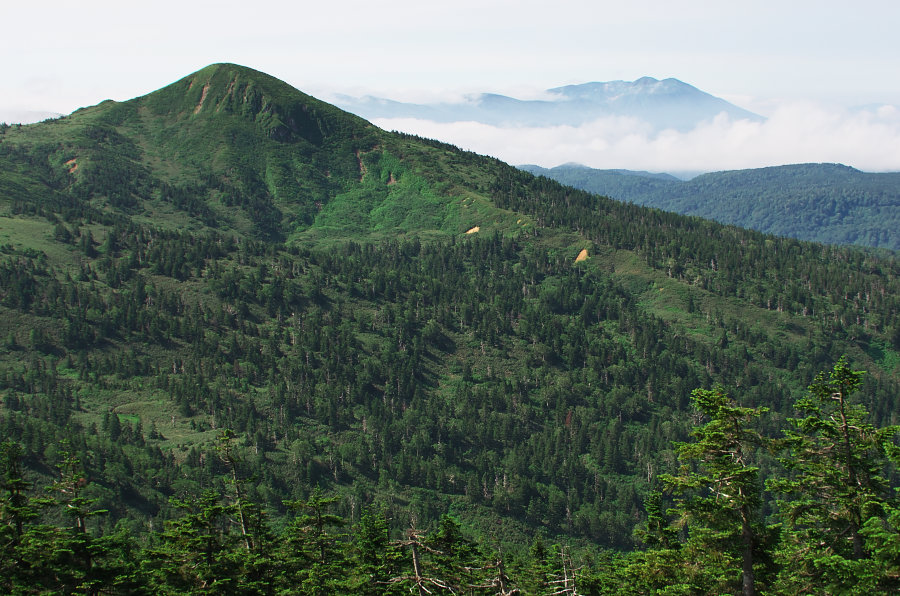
xmin=520 ymin=162 xmax=900 ymax=251
xmin=1 ymin=64 xmax=899 ymax=593
xmin=334 ymin=76 xmax=763 ymax=131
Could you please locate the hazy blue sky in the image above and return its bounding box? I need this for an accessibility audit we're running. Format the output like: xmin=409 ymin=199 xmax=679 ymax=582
xmin=3 ymin=0 xmax=900 ymax=171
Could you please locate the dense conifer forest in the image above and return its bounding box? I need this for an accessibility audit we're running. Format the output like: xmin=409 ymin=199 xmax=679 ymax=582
xmin=520 ymin=163 xmax=900 ymax=250
xmin=1 ymin=63 xmax=898 ymax=593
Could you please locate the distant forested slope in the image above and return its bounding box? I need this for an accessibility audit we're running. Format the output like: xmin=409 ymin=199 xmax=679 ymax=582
xmin=521 ymin=163 xmax=900 ymax=250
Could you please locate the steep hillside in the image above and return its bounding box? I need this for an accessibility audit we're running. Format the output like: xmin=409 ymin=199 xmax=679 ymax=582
xmin=1 ymin=64 xmax=899 ymax=559
xmin=521 ymin=162 xmax=900 ymax=250
xmin=0 ymin=63 xmax=529 ymax=245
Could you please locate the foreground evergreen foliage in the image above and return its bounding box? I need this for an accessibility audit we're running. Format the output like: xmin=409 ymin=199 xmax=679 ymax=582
xmin=2 ymin=362 xmax=897 ymax=594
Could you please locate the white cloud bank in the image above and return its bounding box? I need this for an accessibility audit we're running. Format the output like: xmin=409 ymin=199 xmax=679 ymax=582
xmin=0 ymin=110 xmax=63 ymax=125
xmin=373 ymin=101 xmax=900 ymax=174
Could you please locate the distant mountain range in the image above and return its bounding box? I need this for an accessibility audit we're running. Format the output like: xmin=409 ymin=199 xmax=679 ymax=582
xmin=519 ymin=163 xmax=900 ymax=251
xmin=334 ymin=77 xmax=763 ymax=132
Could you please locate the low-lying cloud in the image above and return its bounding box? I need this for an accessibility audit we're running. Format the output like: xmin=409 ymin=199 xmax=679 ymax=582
xmin=373 ymin=101 xmax=900 ymax=174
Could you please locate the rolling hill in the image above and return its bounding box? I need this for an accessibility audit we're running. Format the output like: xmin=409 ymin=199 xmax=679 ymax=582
xmin=520 ymin=162 xmax=900 ymax=250
xmin=1 ymin=63 xmax=899 ymax=591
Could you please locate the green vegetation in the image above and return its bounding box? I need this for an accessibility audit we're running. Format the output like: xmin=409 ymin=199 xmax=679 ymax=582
xmin=2 ymin=361 xmax=897 ymax=594
xmin=1 ymin=63 xmax=899 ymax=592
xmin=521 ymin=163 xmax=900 ymax=250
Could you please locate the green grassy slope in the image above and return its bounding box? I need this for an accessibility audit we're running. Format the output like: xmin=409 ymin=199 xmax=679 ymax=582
xmin=1 ymin=64 xmax=899 ymax=550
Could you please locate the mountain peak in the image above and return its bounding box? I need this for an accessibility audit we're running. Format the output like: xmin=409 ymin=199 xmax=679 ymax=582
xmin=548 ymin=77 xmax=701 ymax=100
xmin=334 ymin=77 xmax=761 ymax=131
xmin=133 ymin=63 xmax=370 ymax=145
xmin=144 ymin=63 xmax=302 ymax=116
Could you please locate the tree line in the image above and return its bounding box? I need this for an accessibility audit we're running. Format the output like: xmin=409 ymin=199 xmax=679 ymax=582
xmin=2 ymin=360 xmax=898 ymax=594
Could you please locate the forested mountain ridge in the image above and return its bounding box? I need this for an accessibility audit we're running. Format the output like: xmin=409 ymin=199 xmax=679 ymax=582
xmin=1 ymin=64 xmax=900 ymax=593
xmin=520 ymin=162 xmax=900 ymax=250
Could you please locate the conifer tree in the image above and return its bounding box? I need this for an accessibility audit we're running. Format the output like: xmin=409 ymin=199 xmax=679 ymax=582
xmin=661 ymin=387 xmax=768 ymax=596
xmin=352 ymin=507 xmax=404 ymax=595
xmin=0 ymin=440 xmax=43 ymax=593
xmin=142 ymin=490 xmax=245 ymax=594
xmin=278 ymin=488 xmax=350 ymax=595
xmin=768 ymin=358 xmax=900 ymax=593
xmin=424 ymin=515 xmax=486 ymax=591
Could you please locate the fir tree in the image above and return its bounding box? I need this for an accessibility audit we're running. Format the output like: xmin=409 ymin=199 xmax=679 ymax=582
xmin=769 ymin=358 xmax=900 ymax=593
xmin=661 ymin=387 xmax=769 ymax=596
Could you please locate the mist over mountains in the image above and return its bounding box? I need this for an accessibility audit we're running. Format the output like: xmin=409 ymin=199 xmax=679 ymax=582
xmin=8 ymin=74 xmax=900 ymax=174
xmin=0 ymin=109 xmax=64 ymax=125
xmin=334 ymin=77 xmax=762 ymax=132
xmin=334 ymin=78 xmax=900 ymax=174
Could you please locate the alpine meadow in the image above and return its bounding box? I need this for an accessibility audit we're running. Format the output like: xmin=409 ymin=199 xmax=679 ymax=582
xmin=1 ymin=63 xmax=899 ymax=594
